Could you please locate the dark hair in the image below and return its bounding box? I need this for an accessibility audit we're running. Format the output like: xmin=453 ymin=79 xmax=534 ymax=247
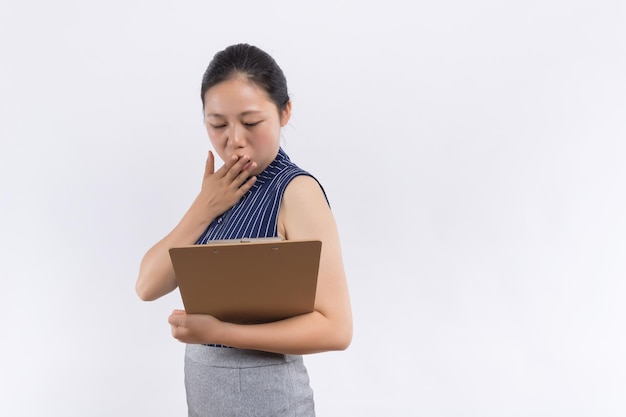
xmin=200 ymin=43 xmax=290 ymax=113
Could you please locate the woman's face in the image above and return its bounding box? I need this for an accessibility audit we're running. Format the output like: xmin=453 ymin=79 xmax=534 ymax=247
xmin=203 ymin=76 xmax=290 ymax=176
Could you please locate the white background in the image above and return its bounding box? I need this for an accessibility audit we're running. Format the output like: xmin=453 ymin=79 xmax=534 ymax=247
xmin=1 ymin=1 xmax=625 ymax=416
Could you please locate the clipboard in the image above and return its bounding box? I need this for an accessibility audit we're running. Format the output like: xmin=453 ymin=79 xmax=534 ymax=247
xmin=169 ymin=239 xmax=322 ymax=324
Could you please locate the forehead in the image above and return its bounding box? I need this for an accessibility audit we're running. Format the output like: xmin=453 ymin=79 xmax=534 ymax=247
xmin=203 ymin=77 xmax=275 ymax=115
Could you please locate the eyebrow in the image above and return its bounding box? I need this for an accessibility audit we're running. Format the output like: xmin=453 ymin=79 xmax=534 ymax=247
xmin=205 ymin=110 xmax=265 ymax=118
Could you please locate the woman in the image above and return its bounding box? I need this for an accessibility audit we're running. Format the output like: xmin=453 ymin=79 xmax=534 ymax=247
xmin=136 ymin=43 xmax=353 ymax=417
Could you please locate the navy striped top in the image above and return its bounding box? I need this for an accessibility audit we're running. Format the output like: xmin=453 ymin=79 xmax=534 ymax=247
xmin=196 ymin=147 xmax=327 ymax=244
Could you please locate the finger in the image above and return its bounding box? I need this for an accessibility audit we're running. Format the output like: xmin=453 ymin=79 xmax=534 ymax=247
xmin=237 ymin=175 xmax=257 ymax=195
xmin=223 ymin=155 xmax=253 ymax=181
xmin=215 ymin=154 xmax=242 ymax=178
xmin=204 ymin=151 xmax=215 ymax=178
xmin=172 ymin=309 xmax=186 ymax=315
xmin=168 ymin=313 xmax=185 ymax=326
xmin=233 ymin=161 xmax=257 ymax=185
xmin=227 ymin=160 xmax=257 ymax=187
xmin=171 ymin=324 xmax=186 ymax=340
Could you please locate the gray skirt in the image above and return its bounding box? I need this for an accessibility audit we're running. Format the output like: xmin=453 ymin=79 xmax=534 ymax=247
xmin=184 ymin=344 xmax=315 ymax=417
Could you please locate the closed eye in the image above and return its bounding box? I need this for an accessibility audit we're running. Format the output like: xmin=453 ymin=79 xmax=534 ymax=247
xmin=210 ymin=124 xmax=227 ymax=129
xmin=244 ymin=121 xmax=262 ymax=128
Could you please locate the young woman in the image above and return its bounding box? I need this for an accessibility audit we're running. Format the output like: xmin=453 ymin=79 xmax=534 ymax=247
xmin=136 ymin=43 xmax=352 ymax=417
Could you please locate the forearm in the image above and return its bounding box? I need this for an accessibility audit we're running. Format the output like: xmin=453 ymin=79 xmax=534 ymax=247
xmin=137 ymin=154 xmax=259 ymax=301
xmin=136 ymin=204 xmax=216 ymax=301
xmin=215 ymin=310 xmax=353 ymax=355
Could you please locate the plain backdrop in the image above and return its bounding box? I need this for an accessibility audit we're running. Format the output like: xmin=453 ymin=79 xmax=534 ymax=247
xmin=1 ymin=1 xmax=625 ymax=416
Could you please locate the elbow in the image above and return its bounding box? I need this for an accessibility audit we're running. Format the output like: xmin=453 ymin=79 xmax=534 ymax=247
xmin=135 ymin=274 xmax=176 ymax=301
xmin=331 ymin=336 xmax=351 ymax=351
xmin=135 ymin=259 xmax=177 ymax=301
xmin=315 ymin=309 xmax=352 ymax=351
xmin=329 ymin=320 xmax=353 ymax=351
xmin=135 ymin=279 xmax=157 ymax=302
xmin=337 ymin=327 xmax=353 ymax=351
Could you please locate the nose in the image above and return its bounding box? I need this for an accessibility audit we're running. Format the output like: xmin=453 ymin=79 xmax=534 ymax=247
xmin=228 ymin=123 xmax=246 ymax=148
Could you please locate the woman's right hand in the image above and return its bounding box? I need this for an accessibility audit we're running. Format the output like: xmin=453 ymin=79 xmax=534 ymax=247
xmin=193 ymin=151 xmax=257 ymax=221
xmin=136 ymin=151 xmax=257 ymax=302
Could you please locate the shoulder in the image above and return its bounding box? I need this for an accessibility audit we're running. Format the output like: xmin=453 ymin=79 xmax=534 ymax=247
xmin=283 ymin=174 xmax=329 ymax=208
xmin=279 ymin=174 xmax=335 ymax=240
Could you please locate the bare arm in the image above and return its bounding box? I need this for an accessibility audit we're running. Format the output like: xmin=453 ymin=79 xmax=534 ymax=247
xmin=136 ymin=152 xmax=257 ymax=301
xmin=169 ymin=175 xmax=353 ymax=354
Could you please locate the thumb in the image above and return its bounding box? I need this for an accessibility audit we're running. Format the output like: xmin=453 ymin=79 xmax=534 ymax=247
xmin=204 ymin=150 xmax=215 ymax=178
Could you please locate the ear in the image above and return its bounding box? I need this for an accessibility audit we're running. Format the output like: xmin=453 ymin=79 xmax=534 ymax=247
xmin=279 ymin=100 xmax=292 ymax=127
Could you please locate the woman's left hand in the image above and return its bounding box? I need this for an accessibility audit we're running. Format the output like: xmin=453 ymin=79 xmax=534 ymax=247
xmin=168 ymin=309 xmax=222 ymax=345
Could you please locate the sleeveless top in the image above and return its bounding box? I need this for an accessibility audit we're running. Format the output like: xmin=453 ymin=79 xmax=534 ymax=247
xmin=195 ymin=148 xmax=327 ymax=348
xmin=196 ymin=147 xmax=327 ymax=243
